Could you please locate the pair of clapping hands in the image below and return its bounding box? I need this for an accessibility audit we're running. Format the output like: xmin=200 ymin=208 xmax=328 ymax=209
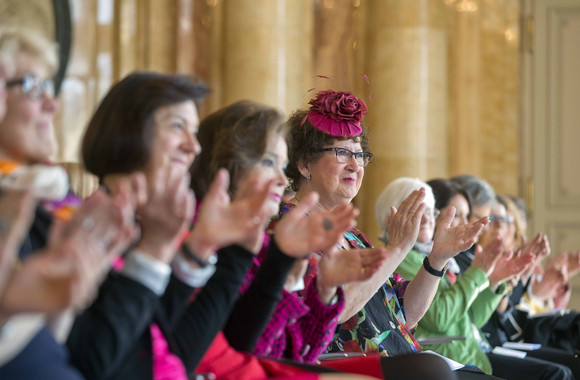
xmin=0 ymin=165 xmax=391 ymax=319
xmin=471 ymin=233 xmax=547 ymax=292
xmin=0 ymin=183 xmax=136 ymax=319
xmin=530 ymin=237 xmax=580 ymax=305
xmin=387 ymin=189 xmax=490 ymax=271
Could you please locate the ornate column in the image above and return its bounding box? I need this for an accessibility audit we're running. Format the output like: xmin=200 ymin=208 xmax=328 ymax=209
xmin=219 ymin=0 xmax=313 ymax=113
xmin=448 ymin=0 xmax=482 ymax=178
xmin=359 ymin=0 xmax=448 ymax=239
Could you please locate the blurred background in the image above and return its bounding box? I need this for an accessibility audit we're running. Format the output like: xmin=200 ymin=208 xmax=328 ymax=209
xmin=1 ymin=0 xmax=579 ymax=304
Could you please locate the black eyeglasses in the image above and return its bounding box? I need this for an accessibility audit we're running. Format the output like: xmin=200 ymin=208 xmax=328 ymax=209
xmin=317 ymin=147 xmax=374 ymax=167
xmin=6 ymin=75 xmax=55 ymax=100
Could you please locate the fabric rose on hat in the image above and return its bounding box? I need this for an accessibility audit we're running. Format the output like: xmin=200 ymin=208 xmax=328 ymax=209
xmin=306 ymin=89 xmax=368 ymax=137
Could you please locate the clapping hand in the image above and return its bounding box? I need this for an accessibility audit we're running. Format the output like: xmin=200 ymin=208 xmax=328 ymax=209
xmin=564 ymin=251 xmax=580 ymax=278
xmin=273 ymin=192 xmax=357 ymax=258
xmin=385 ymin=189 xmax=427 ymax=257
xmin=137 ymin=166 xmax=194 ymax=263
xmin=471 ymin=237 xmax=504 ymax=278
xmin=0 ymin=184 xmax=138 ymax=315
xmin=186 ymin=169 xmax=276 ymax=258
xmin=318 ymin=246 xmax=388 ymax=289
xmin=488 ymin=247 xmax=534 ymax=291
xmin=520 ymin=233 xmax=551 ymax=261
xmin=531 ymin=254 xmax=568 ymax=301
xmin=518 ymin=233 xmax=550 ymax=281
xmin=430 ymin=206 xmax=488 ymax=261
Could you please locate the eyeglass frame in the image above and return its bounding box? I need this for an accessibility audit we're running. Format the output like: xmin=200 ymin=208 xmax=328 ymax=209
xmin=489 ymin=214 xmax=514 ymax=225
xmin=316 ymin=147 xmax=374 ymax=167
xmin=6 ymin=75 xmax=55 ymax=100
xmin=426 ymin=208 xmax=441 ymax=220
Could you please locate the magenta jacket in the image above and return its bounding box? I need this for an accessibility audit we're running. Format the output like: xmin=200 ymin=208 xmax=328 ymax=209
xmin=239 ymin=235 xmax=345 ymax=363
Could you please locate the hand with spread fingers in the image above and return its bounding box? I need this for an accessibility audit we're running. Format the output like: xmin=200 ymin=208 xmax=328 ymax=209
xmin=318 ymin=246 xmax=388 ymax=289
xmin=531 ymin=254 xmax=569 ymax=301
xmin=488 ymin=247 xmax=535 ymax=291
xmin=430 ymin=206 xmax=489 ymax=262
xmin=273 ymin=192 xmax=370 ymax=303
xmin=385 ymin=189 xmax=427 ymax=257
xmin=471 ymin=238 xmax=504 ymax=278
xmin=186 ymin=169 xmax=276 ymax=258
xmin=518 ymin=233 xmax=549 ymax=281
xmin=273 ymin=192 xmax=358 ymax=258
xmin=0 ymin=187 xmax=138 ymax=315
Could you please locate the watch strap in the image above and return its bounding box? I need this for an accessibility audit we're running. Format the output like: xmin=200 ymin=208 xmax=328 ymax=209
xmin=423 ymin=256 xmax=448 ymax=278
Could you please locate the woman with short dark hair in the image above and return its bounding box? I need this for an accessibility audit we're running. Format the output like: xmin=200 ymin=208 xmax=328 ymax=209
xmin=69 ymin=72 xmax=289 ymax=380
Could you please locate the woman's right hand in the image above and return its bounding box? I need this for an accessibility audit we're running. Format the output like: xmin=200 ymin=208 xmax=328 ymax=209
xmin=137 ymin=166 xmax=194 ymax=263
xmin=186 ymin=169 xmax=276 ymax=257
xmin=384 ymin=189 xmax=426 ymax=257
xmin=0 ymin=185 xmax=138 ymax=315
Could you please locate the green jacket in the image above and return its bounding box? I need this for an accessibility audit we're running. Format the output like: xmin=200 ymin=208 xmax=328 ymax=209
xmin=395 ymin=250 xmax=504 ymax=374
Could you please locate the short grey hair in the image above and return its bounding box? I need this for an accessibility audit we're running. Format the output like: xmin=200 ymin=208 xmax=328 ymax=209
xmin=450 ymin=175 xmax=496 ymax=208
xmin=375 ymin=177 xmax=435 ymax=243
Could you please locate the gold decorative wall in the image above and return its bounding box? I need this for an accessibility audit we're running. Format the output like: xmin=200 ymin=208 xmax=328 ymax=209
xmin=4 ymin=0 xmax=521 ymax=236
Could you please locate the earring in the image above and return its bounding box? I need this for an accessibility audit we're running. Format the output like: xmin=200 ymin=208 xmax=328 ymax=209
xmin=307 ymin=174 xmax=311 ymax=181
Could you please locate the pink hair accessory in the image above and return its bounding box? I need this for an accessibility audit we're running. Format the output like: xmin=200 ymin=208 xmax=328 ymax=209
xmin=305 ymin=89 xmax=368 ymax=137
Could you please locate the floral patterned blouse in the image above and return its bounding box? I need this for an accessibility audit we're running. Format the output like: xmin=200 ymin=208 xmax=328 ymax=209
xmin=296 ymin=207 xmax=421 ymax=357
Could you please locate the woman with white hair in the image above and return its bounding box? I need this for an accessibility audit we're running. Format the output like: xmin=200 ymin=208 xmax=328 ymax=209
xmin=388 ymin=178 xmax=572 ymax=379
xmin=375 ymin=177 xmax=437 ymax=250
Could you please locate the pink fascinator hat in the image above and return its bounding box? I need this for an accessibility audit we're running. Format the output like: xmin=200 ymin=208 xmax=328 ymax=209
xmin=305 ymin=89 xmax=368 ymax=138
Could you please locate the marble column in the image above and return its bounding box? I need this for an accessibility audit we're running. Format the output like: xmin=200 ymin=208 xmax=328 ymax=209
xmin=478 ymin=0 xmax=520 ymax=196
xmin=359 ymin=0 xmax=448 ymax=239
xmin=220 ymin=0 xmax=313 ymax=114
xmin=448 ymin=2 xmax=482 ymax=178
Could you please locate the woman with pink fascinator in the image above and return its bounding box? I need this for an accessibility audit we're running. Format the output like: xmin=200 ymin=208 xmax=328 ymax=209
xmin=282 ymin=89 xmax=487 ymax=359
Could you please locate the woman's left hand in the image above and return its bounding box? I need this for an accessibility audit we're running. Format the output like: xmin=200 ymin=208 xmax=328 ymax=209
xmin=489 ymin=249 xmax=535 ymax=290
xmin=273 ymin=192 xmax=357 ymax=258
xmin=317 ymin=246 xmax=388 ymax=288
xmin=431 ymin=206 xmax=489 ymax=261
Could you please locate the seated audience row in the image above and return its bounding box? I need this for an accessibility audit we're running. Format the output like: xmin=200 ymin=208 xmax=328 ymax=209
xmin=2 ymin=24 xmax=579 ymax=380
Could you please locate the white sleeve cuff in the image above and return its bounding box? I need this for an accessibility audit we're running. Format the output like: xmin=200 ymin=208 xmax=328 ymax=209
xmin=120 ymin=249 xmax=171 ymax=295
xmin=172 ymin=251 xmax=216 ymax=288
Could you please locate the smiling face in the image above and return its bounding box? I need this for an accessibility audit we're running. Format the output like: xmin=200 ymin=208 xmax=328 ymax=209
xmin=0 ymin=52 xmax=58 ymax=164
xmin=146 ymin=100 xmax=201 ymax=180
xmin=302 ymin=138 xmax=364 ymax=208
xmin=242 ymin=132 xmax=289 ymax=218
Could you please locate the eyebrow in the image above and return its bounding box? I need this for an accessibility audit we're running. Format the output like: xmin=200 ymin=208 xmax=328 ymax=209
xmin=264 ymin=151 xmax=289 ymax=164
xmin=159 ymin=113 xmax=199 ymax=128
xmin=160 ymin=113 xmax=187 ymax=122
xmin=334 ymin=146 xmax=364 ymax=153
